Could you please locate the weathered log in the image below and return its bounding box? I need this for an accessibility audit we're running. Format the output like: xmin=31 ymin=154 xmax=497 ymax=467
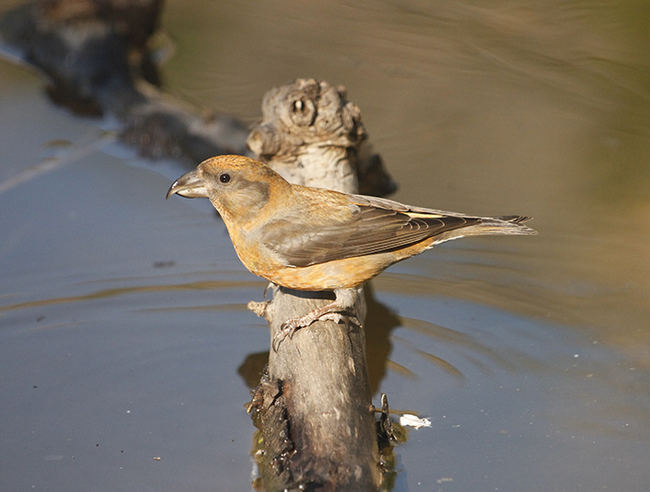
xmin=247 ymin=79 xmax=384 ymax=491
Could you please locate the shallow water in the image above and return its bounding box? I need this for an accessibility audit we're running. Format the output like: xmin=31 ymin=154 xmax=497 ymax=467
xmin=1 ymin=1 xmax=649 ymax=491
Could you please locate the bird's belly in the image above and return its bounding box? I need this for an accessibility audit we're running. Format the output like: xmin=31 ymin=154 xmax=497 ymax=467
xmin=232 ymin=229 xmax=436 ymax=291
xmin=260 ymin=254 xmax=394 ymax=291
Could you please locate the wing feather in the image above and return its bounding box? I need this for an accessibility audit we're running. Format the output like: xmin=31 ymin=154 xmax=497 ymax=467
xmin=261 ymin=195 xmax=481 ymax=267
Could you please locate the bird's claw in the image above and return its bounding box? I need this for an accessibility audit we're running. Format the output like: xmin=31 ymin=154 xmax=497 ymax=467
xmin=263 ymin=282 xmax=275 ymax=300
xmin=272 ymin=318 xmax=302 ymax=352
xmin=272 ymin=307 xmax=361 ymax=352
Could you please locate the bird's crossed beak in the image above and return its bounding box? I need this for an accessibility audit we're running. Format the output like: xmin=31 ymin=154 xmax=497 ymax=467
xmin=166 ymin=170 xmax=208 ymax=199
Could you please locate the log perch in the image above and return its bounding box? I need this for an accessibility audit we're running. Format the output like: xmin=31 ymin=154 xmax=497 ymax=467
xmin=247 ymin=79 xmax=385 ymax=491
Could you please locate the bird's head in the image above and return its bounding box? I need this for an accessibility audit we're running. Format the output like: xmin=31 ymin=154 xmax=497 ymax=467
xmin=166 ymin=155 xmax=288 ymax=223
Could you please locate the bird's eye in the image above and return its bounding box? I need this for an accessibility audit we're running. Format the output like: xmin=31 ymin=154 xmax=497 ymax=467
xmin=219 ymin=173 xmax=231 ymax=184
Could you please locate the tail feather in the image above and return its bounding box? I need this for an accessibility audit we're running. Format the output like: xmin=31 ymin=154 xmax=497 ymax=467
xmin=432 ymin=214 xmax=537 ymax=245
xmin=497 ymin=215 xmax=532 ymax=224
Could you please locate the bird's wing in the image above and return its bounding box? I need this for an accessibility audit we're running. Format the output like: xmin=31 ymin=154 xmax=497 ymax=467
xmin=260 ymin=194 xmax=482 ymax=267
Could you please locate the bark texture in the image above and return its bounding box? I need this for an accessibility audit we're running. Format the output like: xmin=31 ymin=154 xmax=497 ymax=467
xmin=248 ymin=79 xmax=384 ymax=491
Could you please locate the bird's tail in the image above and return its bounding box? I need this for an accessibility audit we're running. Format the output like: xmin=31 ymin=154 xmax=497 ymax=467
xmin=432 ymin=214 xmax=537 ymax=245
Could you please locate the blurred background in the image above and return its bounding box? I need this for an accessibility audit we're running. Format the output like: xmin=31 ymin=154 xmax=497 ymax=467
xmin=1 ymin=1 xmax=648 ymax=491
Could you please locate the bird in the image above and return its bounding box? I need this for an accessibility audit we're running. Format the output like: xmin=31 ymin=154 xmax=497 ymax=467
xmin=166 ymin=154 xmax=536 ymax=348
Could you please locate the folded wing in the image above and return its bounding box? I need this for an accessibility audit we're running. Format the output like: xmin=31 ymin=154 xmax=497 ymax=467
xmin=261 ymin=193 xmax=535 ymax=268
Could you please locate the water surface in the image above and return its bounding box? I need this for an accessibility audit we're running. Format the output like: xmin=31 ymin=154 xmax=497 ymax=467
xmin=1 ymin=1 xmax=648 ymax=491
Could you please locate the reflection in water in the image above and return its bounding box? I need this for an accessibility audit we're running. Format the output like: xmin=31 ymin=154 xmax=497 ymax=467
xmin=237 ymin=351 xmax=269 ymax=390
xmin=393 ymin=336 xmax=465 ymax=380
xmin=397 ymin=314 xmax=517 ymax=372
xmin=384 ymin=360 xmax=417 ymax=380
xmin=364 ymin=284 xmax=401 ymax=394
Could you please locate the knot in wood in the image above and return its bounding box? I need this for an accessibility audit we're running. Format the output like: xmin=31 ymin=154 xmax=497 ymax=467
xmin=248 ymin=78 xmax=367 ymax=160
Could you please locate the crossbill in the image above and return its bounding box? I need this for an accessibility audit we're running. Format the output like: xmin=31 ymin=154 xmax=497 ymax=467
xmin=167 ymin=155 xmax=535 ymax=344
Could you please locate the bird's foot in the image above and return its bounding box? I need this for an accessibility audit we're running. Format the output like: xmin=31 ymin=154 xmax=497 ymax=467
xmin=272 ymin=302 xmax=361 ymax=352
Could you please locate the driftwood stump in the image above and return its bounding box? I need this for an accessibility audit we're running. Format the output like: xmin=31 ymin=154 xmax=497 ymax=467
xmin=247 ymin=79 xmax=387 ymax=491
